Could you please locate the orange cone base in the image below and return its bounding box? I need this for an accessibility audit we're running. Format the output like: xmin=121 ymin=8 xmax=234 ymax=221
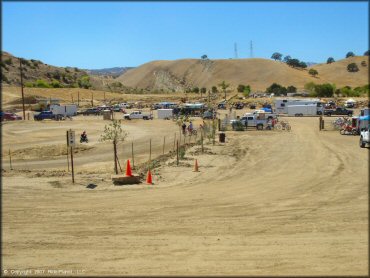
xmin=146 ymin=169 xmax=153 ymax=184
xmin=126 ymin=160 xmax=132 ymax=177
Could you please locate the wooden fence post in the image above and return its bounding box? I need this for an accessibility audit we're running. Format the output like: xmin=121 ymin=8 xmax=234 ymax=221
xmin=176 ymin=140 xmax=179 ymax=166
xmin=9 ymin=149 xmax=13 ymax=170
xmin=163 ymin=136 xmax=165 ymax=155
xmin=131 ymin=141 xmax=135 ymax=169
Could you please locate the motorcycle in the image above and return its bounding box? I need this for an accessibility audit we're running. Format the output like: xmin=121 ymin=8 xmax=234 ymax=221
xmin=80 ymin=135 xmax=89 ymax=143
xmin=340 ymin=124 xmax=358 ymax=135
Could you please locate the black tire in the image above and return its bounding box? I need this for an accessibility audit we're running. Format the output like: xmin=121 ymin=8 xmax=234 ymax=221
xmin=348 ymin=113 xmax=353 ymax=117
xmin=256 ymin=124 xmax=263 ymax=130
xmin=360 ymin=137 xmax=365 ymax=148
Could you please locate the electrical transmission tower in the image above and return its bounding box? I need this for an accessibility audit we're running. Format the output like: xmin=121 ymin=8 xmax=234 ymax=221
xmin=234 ymin=42 xmax=238 ymax=59
xmin=250 ymin=40 xmax=254 ymax=58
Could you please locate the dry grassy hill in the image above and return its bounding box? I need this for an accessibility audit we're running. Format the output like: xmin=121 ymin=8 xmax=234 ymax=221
xmin=118 ymin=57 xmax=369 ymax=92
xmin=0 ymin=51 xmax=115 ymax=91
xmin=310 ymin=56 xmax=369 ymax=87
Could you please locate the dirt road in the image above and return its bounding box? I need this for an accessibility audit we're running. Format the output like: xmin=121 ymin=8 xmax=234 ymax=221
xmin=2 ymin=117 xmax=368 ymax=275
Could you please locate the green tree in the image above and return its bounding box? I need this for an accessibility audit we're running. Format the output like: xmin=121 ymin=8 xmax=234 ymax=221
xmin=243 ymin=85 xmax=251 ymax=98
xmin=347 ymin=63 xmax=359 ymax=72
xmin=346 ymin=52 xmax=355 ymax=58
xmin=304 ymin=82 xmax=316 ymax=93
xmin=308 ymin=68 xmax=319 ymax=77
xmin=299 ymin=61 xmax=307 ymax=68
xmin=364 ymin=50 xmax=369 ymax=56
xmin=218 ymin=80 xmax=230 ymax=101
xmin=327 ymin=57 xmax=335 ymax=64
xmin=271 ymin=52 xmax=283 ymax=61
xmin=100 ymin=120 xmax=128 ymax=175
xmin=266 ymin=83 xmax=287 ymax=96
xmin=283 ymin=55 xmax=291 ymax=63
xmin=237 ymin=84 xmax=245 ymax=92
xmin=200 ymin=87 xmax=207 ymax=98
xmin=287 ymin=86 xmax=297 ymax=93
xmin=314 ymin=83 xmax=334 ymax=97
xmin=193 ymin=87 xmax=200 ymax=93
xmin=201 ymin=55 xmax=208 ymax=60
xmin=211 ymin=86 xmax=218 ymax=94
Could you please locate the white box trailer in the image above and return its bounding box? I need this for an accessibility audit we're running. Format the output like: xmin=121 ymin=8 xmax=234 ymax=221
xmin=287 ymin=104 xmax=320 ymax=116
xmin=50 ymin=104 xmax=78 ymax=116
xmin=275 ymin=98 xmax=323 ymax=114
xmin=157 ymin=109 xmax=173 ymax=119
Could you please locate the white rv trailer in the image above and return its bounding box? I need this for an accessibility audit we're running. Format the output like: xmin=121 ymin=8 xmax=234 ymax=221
xmin=274 ymin=98 xmax=323 ymax=114
xmin=49 ymin=104 xmax=78 ymax=117
xmin=287 ymin=104 xmax=320 ymax=116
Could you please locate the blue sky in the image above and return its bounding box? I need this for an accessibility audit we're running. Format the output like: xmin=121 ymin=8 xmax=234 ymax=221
xmin=2 ymin=1 xmax=369 ymax=68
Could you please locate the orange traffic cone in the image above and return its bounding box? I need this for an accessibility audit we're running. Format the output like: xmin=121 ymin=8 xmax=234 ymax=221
xmin=194 ymin=159 xmax=199 ymax=172
xmin=146 ymin=169 xmax=153 ymax=184
xmin=126 ymin=160 xmax=132 ymax=177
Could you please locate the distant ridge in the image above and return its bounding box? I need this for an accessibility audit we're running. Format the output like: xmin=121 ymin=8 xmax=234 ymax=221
xmin=117 ymin=57 xmax=369 ymax=91
xmin=86 ymin=67 xmax=135 ymax=77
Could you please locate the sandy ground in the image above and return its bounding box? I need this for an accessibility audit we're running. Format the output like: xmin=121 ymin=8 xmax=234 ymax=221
xmin=1 ymin=115 xmax=368 ymax=276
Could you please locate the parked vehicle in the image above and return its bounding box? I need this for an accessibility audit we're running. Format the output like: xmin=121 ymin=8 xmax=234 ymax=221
xmin=123 ymin=110 xmax=153 ymax=120
xmin=231 ymin=113 xmax=270 ymax=130
xmin=202 ymin=110 xmax=216 ymax=119
xmin=119 ymin=103 xmax=132 ymax=109
xmin=49 ymin=104 xmax=77 ymax=117
xmin=324 ymin=107 xmax=353 ymax=117
xmin=275 ymin=98 xmax=323 ymax=114
xmin=233 ymin=102 xmax=244 ymax=109
xmin=157 ymin=109 xmax=173 ymax=119
xmin=287 ymin=104 xmax=322 ymax=116
xmin=34 ymin=111 xmax=57 ymax=121
xmin=0 ymin=112 xmax=22 ymax=121
xmin=360 ymin=129 xmax=369 ymax=148
xmin=79 ymin=108 xmax=101 ymax=116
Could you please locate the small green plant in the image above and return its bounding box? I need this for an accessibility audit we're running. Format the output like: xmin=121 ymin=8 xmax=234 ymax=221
xmin=179 ymin=146 xmax=186 ymax=159
xmin=4 ymin=58 xmax=12 ymax=65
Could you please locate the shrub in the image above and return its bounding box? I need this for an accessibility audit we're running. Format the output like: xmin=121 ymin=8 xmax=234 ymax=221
xmin=50 ymin=79 xmax=62 ymax=88
xmin=347 ymin=63 xmax=359 ymax=72
xmin=35 ymin=79 xmax=51 ymax=88
xmin=78 ymin=75 xmax=91 ymax=89
xmin=4 ymin=58 xmax=12 ymax=65
xmin=346 ymin=52 xmax=355 ymax=58
xmin=179 ymin=146 xmax=186 ymax=159
xmin=1 ymin=73 xmax=9 ymax=83
xmin=266 ymin=83 xmax=287 ymax=96
xmin=25 ymin=82 xmax=35 ymax=87
xmin=237 ymin=84 xmax=245 ymax=92
xmin=361 ymin=61 xmax=367 ymax=67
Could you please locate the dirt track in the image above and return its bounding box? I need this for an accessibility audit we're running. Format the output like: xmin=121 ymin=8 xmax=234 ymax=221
xmin=1 ymin=117 xmax=368 ymax=275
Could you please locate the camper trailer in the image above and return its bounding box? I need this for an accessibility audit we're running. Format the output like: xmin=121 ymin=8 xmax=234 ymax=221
xmin=287 ymin=104 xmax=322 ymax=116
xmin=49 ymin=104 xmax=78 ymax=117
xmin=275 ymin=98 xmax=323 ymax=114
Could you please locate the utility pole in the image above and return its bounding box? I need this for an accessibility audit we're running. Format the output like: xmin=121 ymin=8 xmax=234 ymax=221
xmin=250 ymin=40 xmax=254 ymax=58
xmin=234 ymin=42 xmax=238 ymax=59
xmin=19 ymin=59 xmax=26 ymax=120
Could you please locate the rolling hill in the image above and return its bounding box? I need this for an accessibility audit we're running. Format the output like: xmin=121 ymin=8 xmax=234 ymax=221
xmin=117 ymin=56 xmax=369 ymax=92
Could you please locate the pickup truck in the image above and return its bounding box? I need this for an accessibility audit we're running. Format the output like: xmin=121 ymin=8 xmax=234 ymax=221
xmin=324 ymin=107 xmax=353 ymax=117
xmin=231 ymin=115 xmax=267 ymax=130
xmin=123 ymin=111 xmax=153 ymax=120
xmin=34 ymin=111 xmax=58 ymax=121
xmin=360 ymin=129 xmax=369 ymax=148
